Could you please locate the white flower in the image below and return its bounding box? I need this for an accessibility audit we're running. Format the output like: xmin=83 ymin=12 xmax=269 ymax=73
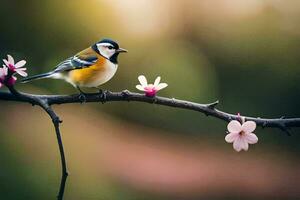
xmin=136 ymin=75 xmax=168 ymax=97
xmin=225 ymin=119 xmax=258 ymax=152
xmin=3 ymin=54 xmax=27 ymax=77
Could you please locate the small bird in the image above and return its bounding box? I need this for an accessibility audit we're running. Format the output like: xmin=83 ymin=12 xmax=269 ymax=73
xmin=22 ymin=38 xmax=127 ymax=99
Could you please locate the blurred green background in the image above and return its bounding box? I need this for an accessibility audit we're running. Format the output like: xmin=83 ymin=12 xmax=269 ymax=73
xmin=1 ymin=0 xmax=300 ymax=199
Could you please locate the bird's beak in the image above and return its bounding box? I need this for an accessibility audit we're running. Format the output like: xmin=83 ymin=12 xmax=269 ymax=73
xmin=116 ymin=48 xmax=128 ymax=53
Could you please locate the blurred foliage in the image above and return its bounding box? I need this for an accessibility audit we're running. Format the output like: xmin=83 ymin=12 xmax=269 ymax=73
xmin=1 ymin=0 xmax=300 ymax=199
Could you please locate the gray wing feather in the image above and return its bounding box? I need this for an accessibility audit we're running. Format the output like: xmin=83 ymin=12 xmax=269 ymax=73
xmin=71 ymin=56 xmax=97 ymax=67
xmin=53 ymin=56 xmax=98 ymax=73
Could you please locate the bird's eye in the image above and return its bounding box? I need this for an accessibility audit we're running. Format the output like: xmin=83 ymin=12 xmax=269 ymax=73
xmin=108 ymin=46 xmax=113 ymax=50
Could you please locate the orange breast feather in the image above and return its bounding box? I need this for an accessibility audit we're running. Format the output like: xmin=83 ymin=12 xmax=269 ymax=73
xmin=69 ymin=51 xmax=107 ymax=85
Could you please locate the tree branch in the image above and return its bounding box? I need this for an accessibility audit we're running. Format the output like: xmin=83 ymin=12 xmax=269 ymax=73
xmin=4 ymin=86 xmax=68 ymax=200
xmin=41 ymin=104 xmax=68 ymax=200
xmin=1 ymin=89 xmax=300 ymax=131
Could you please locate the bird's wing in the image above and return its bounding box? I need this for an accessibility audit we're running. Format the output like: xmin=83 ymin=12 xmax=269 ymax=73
xmin=53 ymin=47 xmax=98 ymax=73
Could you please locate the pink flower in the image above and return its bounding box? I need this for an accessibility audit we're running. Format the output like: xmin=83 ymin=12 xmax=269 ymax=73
xmin=0 ymin=66 xmax=8 ymax=88
xmin=3 ymin=55 xmax=27 ymax=77
xmin=136 ymin=75 xmax=168 ymax=97
xmin=225 ymin=119 xmax=258 ymax=152
xmin=6 ymin=76 xmax=17 ymax=86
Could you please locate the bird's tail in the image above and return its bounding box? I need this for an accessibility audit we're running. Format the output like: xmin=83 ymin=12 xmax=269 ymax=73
xmin=21 ymin=72 xmax=54 ymax=83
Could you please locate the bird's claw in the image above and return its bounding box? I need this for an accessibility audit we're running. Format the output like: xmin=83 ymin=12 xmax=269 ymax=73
xmin=78 ymin=93 xmax=87 ymax=103
xmin=98 ymin=89 xmax=107 ymax=104
xmin=121 ymin=90 xmax=130 ymax=97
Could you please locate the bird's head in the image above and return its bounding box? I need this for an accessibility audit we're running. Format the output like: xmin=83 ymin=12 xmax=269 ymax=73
xmin=92 ymin=39 xmax=127 ymax=64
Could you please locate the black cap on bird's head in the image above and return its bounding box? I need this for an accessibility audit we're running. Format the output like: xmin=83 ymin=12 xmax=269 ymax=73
xmin=98 ymin=39 xmax=119 ymax=49
xmin=92 ymin=38 xmax=127 ymax=64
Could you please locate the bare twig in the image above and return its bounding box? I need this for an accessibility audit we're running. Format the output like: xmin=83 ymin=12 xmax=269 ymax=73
xmin=5 ymin=86 xmax=68 ymax=200
xmin=41 ymin=104 xmax=68 ymax=200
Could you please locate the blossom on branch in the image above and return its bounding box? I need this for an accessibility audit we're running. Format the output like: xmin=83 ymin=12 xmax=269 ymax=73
xmin=0 ymin=54 xmax=28 ymax=88
xmin=3 ymin=55 xmax=27 ymax=77
xmin=136 ymin=75 xmax=168 ymax=97
xmin=6 ymin=76 xmax=17 ymax=86
xmin=225 ymin=118 xmax=258 ymax=152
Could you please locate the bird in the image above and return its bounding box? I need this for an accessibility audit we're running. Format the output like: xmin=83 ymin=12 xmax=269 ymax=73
xmin=21 ymin=38 xmax=127 ymax=100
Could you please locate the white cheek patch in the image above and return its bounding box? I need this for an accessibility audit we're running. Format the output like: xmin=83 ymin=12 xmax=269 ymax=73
xmin=97 ymin=43 xmax=115 ymax=59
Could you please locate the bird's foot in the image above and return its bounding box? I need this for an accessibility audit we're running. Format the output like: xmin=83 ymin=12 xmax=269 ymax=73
xmin=121 ymin=90 xmax=130 ymax=97
xmin=78 ymin=92 xmax=87 ymax=104
xmin=98 ymin=89 xmax=107 ymax=104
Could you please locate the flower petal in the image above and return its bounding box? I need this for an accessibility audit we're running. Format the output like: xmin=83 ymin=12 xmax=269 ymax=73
xmin=7 ymin=55 xmax=14 ymax=65
xmin=15 ymin=60 xmax=26 ymax=68
xmin=154 ymin=76 xmax=161 ymax=87
xmin=136 ymin=85 xmax=145 ymax=91
xmin=155 ymin=83 xmax=168 ymax=90
xmin=16 ymin=67 xmax=26 ymax=71
xmin=241 ymin=139 xmax=249 ymax=151
xmin=225 ymin=132 xmax=239 ymax=143
xmin=3 ymin=66 xmax=8 ymax=75
xmin=3 ymin=59 xmax=9 ymax=66
xmin=0 ymin=69 xmax=4 ymax=77
xmin=0 ymin=66 xmax=8 ymax=76
xmin=242 ymin=121 xmax=256 ymax=133
xmin=233 ymin=136 xmax=249 ymax=152
xmin=245 ymin=133 xmax=258 ymax=144
xmin=227 ymin=120 xmax=242 ymax=133
xmin=233 ymin=136 xmax=243 ymax=152
xmin=16 ymin=69 xmax=28 ymax=77
xmin=138 ymin=75 xmax=147 ymax=87
xmin=0 ymin=82 xmax=2 ymax=88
